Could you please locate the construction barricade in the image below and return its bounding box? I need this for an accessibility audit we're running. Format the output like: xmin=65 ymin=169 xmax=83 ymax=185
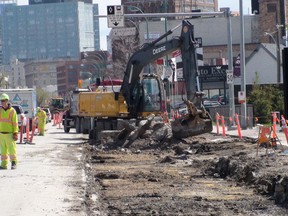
xmin=256 ymin=125 xmax=283 ymax=156
xmin=215 ymin=112 xmax=220 ymax=135
xmin=17 ymin=117 xmax=37 ymax=145
xmin=17 ymin=115 xmax=26 ymax=144
xmin=221 ymin=115 xmax=226 ymax=137
xmin=235 ymin=113 xmax=242 ymax=139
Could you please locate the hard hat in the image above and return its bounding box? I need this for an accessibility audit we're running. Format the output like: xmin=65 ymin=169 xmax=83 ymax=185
xmin=0 ymin=93 xmax=9 ymax=100
xmin=37 ymin=107 xmax=41 ymax=112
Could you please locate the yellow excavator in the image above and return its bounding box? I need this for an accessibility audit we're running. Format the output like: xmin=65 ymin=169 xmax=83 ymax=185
xmin=79 ymin=20 xmax=212 ymax=140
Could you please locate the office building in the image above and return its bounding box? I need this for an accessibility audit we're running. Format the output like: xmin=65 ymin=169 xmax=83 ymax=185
xmin=0 ymin=1 xmax=99 ymax=65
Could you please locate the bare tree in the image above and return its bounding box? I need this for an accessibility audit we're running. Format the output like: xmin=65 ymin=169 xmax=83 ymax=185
xmin=0 ymin=73 xmax=8 ymax=88
xmin=112 ymin=31 xmax=140 ymax=79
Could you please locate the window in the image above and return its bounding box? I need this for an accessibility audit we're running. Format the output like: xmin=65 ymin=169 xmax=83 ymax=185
xmin=142 ymin=78 xmax=161 ymax=112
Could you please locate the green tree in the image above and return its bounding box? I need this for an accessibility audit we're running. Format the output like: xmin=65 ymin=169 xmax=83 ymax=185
xmin=248 ymin=72 xmax=284 ymax=124
xmin=36 ymin=88 xmax=50 ymax=107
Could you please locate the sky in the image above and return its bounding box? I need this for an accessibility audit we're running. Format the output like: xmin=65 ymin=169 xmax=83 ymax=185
xmin=17 ymin=0 xmax=252 ymax=50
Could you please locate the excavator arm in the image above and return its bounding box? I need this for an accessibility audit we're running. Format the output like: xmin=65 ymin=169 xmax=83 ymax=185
xmin=120 ymin=23 xmax=183 ymax=116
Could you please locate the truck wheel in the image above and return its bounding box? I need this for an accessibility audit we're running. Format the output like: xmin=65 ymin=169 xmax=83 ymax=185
xmin=80 ymin=118 xmax=84 ymax=133
xmin=64 ymin=116 xmax=70 ymax=133
xmin=75 ymin=117 xmax=81 ymax=133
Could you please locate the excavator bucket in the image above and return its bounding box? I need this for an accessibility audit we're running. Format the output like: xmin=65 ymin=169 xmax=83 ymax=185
xmin=171 ymin=99 xmax=213 ymax=139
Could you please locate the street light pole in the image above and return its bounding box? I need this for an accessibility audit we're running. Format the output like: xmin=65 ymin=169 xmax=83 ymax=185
xmin=264 ymin=30 xmax=282 ymax=84
xmin=221 ymin=7 xmax=235 ymax=127
xmin=84 ymin=52 xmax=106 ymax=81
xmin=125 ymin=5 xmax=149 ymax=41
xmin=81 ymin=62 xmax=100 ymax=84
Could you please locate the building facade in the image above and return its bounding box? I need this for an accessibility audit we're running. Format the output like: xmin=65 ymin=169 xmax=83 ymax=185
xmin=121 ymin=0 xmax=218 ymax=14
xmin=0 ymin=1 xmax=98 ymax=65
xmin=56 ymin=60 xmax=82 ymax=95
xmin=24 ymin=59 xmax=60 ymax=91
xmin=9 ymin=58 xmax=26 ymax=88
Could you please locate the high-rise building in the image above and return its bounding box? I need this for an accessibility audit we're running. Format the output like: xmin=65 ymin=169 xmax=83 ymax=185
xmin=0 ymin=1 xmax=99 ymax=65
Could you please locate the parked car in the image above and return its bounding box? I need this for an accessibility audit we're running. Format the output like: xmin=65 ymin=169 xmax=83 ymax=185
xmin=42 ymin=107 xmax=52 ymax=123
xmin=210 ymin=95 xmax=229 ymax=105
xmin=12 ymin=104 xmax=27 ymax=129
xmin=203 ymin=100 xmax=221 ymax=112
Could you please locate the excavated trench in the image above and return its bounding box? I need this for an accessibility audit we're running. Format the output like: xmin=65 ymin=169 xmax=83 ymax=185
xmin=83 ymin=133 xmax=288 ymax=215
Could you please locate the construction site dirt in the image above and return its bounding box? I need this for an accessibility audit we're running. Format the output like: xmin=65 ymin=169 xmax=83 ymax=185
xmin=83 ymin=133 xmax=288 ymax=216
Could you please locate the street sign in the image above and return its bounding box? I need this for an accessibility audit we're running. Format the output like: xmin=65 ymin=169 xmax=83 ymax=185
xmin=238 ymin=91 xmax=246 ymax=104
xmin=194 ymin=37 xmax=202 ymax=48
xmin=198 ymin=65 xmax=228 ymax=82
xmin=107 ymin=5 xmax=124 ymax=28
xmin=226 ymin=69 xmax=233 ymax=84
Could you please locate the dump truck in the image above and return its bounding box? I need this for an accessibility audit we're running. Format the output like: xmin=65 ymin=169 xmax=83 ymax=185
xmin=63 ymin=80 xmax=122 ymax=134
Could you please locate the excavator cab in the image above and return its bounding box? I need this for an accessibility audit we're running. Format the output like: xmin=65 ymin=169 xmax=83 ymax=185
xmin=132 ymin=74 xmax=163 ymax=117
xmin=142 ymin=76 xmax=162 ymax=112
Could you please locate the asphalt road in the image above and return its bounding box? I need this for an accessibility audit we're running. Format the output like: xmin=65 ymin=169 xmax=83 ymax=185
xmin=0 ymin=122 xmax=86 ymax=216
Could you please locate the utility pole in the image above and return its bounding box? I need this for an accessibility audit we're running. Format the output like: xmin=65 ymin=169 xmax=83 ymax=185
xmin=221 ymin=7 xmax=235 ymax=128
xmin=276 ymin=24 xmax=282 ymax=83
xmin=240 ymin=0 xmax=247 ymax=129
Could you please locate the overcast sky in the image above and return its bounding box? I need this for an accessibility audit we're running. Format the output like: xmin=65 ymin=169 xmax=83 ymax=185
xmin=17 ymin=0 xmax=252 ymax=50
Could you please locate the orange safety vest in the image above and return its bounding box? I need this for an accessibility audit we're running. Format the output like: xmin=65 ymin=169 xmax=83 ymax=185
xmin=0 ymin=107 xmax=18 ymax=133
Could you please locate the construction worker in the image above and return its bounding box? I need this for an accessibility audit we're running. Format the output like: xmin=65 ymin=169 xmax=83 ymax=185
xmin=35 ymin=107 xmax=47 ymax=136
xmin=0 ymin=93 xmax=18 ymax=170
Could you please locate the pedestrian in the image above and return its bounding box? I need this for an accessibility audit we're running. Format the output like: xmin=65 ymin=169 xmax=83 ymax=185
xmin=35 ymin=107 xmax=46 ymax=136
xmin=0 ymin=93 xmax=18 ymax=170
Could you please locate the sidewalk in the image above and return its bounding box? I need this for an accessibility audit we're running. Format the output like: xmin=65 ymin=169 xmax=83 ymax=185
xmin=212 ymin=124 xmax=288 ymax=146
xmin=0 ymin=122 xmax=86 ymax=216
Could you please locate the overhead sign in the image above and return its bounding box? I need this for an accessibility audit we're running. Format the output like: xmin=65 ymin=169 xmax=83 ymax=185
xmin=107 ymin=5 xmax=124 ymax=28
xmin=112 ymin=27 xmax=136 ymax=37
xmin=226 ymin=70 xmax=233 ymax=84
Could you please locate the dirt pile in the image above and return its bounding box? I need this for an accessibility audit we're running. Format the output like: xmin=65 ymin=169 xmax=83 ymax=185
xmin=206 ymin=154 xmax=288 ymax=206
xmin=83 ymin=132 xmax=288 ymax=215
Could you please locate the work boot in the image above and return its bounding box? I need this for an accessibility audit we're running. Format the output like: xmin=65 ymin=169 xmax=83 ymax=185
xmin=0 ymin=166 xmax=8 ymax=170
xmin=11 ymin=161 xmax=17 ymax=170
